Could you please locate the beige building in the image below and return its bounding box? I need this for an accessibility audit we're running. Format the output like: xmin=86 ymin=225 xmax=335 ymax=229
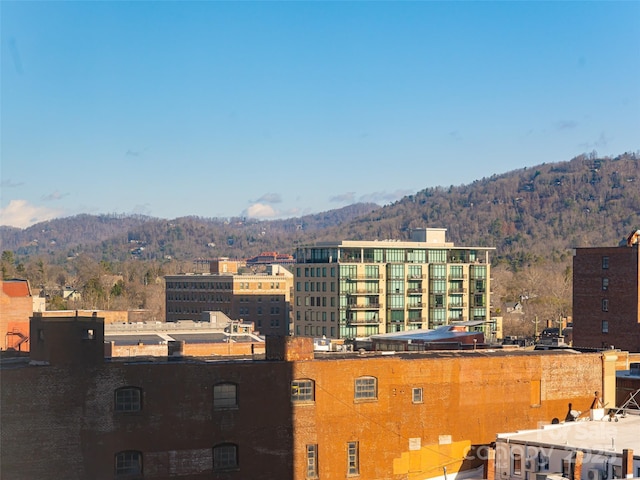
xmin=293 ymin=228 xmax=494 ymax=339
xmin=165 ymin=258 xmax=293 ymax=336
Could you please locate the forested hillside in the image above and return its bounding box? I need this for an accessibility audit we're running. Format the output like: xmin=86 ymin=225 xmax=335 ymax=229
xmin=2 ymin=152 xmax=639 ymax=329
xmin=0 ymin=203 xmax=381 ymax=262
xmin=329 ymin=152 xmax=640 ymax=267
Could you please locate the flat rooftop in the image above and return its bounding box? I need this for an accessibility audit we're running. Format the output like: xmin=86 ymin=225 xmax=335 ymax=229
xmin=105 ymin=334 xmax=166 ymax=346
xmin=497 ymin=414 xmax=640 ymax=456
xmin=1 ymin=346 xmax=604 ymax=369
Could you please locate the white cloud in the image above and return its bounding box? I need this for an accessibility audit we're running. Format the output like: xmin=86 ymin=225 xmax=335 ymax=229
xmin=256 ymin=193 xmax=282 ymax=204
xmin=359 ymin=189 xmax=413 ymax=204
xmin=329 ymin=192 xmax=356 ymax=203
xmin=0 ymin=200 xmax=63 ymax=228
xmin=41 ymin=190 xmax=69 ymax=201
xmin=243 ymin=203 xmax=278 ymax=219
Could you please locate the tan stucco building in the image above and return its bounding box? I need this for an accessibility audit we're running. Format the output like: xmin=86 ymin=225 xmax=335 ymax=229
xmin=165 ymin=258 xmax=293 ymax=336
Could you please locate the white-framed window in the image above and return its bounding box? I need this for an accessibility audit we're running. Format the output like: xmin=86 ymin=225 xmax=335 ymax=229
xmin=602 ymin=299 xmax=609 ymax=312
xmin=347 ymin=441 xmax=359 ymax=475
xmin=602 ymin=278 xmax=609 ymax=291
xmin=412 ymin=387 xmax=423 ymax=404
xmin=602 ymin=320 xmax=609 ymax=333
xmin=513 ymin=452 xmax=522 ymax=476
xmin=292 ymin=379 xmax=315 ymax=403
xmin=213 ymin=443 xmax=238 ymax=471
xmin=602 ymin=256 xmax=609 ymax=269
xmin=354 ymin=376 xmax=377 ymax=400
xmin=114 ymin=387 xmax=142 ymax=413
xmin=115 ymin=450 xmax=142 ymax=476
xmin=306 ymin=444 xmax=318 ymax=478
xmin=213 ymin=383 xmax=238 ymax=409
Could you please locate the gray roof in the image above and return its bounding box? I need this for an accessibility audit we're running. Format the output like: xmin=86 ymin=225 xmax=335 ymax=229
xmin=105 ymin=334 xmax=166 ymax=346
xmin=497 ymin=414 xmax=640 ymax=455
xmin=169 ymin=333 xmax=228 ymax=344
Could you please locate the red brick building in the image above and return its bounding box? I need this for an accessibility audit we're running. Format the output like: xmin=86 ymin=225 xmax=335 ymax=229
xmin=1 ymin=313 xmax=612 ymax=480
xmin=573 ymin=244 xmax=640 ymax=352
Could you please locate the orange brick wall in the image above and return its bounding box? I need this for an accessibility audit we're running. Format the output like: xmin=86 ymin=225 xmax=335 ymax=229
xmin=41 ymin=309 xmax=128 ymax=324
xmin=0 ymin=291 xmax=32 ymax=351
xmin=290 ymin=352 xmax=603 ymax=480
xmin=182 ymin=341 xmax=265 ymax=356
xmin=1 ymin=344 xmax=605 ymax=480
xmin=105 ymin=342 xmax=168 ymax=357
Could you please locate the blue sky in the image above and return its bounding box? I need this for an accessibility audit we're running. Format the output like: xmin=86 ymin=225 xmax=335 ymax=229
xmin=2 ymin=1 xmax=639 ymax=228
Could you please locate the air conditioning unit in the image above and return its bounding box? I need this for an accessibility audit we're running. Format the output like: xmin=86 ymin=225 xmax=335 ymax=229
xmin=588 ymin=469 xmax=604 ymax=480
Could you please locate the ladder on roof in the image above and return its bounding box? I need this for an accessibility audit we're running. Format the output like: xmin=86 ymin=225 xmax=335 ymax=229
xmin=608 ymin=388 xmax=640 ymax=421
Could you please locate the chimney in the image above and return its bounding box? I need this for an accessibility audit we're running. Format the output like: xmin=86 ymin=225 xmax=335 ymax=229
xmin=266 ymin=336 xmax=314 ymax=361
xmin=483 ymin=447 xmax=495 ymax=480
xmin=622 ymin=449 xmax=633 ymax=479
xmin=574 ymin=450 xmax=584 ymax=480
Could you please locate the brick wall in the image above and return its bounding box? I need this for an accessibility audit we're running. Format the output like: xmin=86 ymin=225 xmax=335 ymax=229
xmin=573 ymin=246 xmax=640 ymax=351
xmin=0 ymin=290 xmax=32 ymax=351
xmin=1 ymin=349 xmax=604 ymax=480
xmin=291 ymin=351 xmax=602 ymax=479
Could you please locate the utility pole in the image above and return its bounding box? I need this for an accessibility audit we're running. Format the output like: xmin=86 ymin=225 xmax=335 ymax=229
xmin=534 ymin=315 xmax=540 ymax=343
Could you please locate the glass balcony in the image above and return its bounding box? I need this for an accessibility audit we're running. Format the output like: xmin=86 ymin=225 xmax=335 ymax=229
xmin=408 ymin=317 xmax=427 ymax=324
xmin=346 ymin=303 xmax=381 ymax=310
xmin=448 ymin=288 xmax=466 ymax=294
xmin=348 ymin=318 xmax=382 ymax=325
xmin=448 ymin=302 xmax=467 ymax=308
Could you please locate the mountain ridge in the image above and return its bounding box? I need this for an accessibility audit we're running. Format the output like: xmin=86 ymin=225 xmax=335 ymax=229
xmin=2 ymin=152 xmax=639 ymax=269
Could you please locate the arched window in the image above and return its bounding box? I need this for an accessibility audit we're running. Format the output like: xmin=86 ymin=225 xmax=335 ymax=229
xmin=213 ymin=443 xmax=238 ymax=471
xmin=213 ymin=382 xmax=238 ymax=409
xmin=114 ymin=387 xmax=142 ymax=412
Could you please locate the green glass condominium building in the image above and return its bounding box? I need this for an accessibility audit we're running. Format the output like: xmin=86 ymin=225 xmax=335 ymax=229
xmin=292 ymin=228 xmax=494 ymax=339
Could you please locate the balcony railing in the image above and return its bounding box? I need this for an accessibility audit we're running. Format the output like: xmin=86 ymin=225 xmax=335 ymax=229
xmin=347 ymin=303 xmax=381 ymax=310
xmin=407 ymin=288 xmax=425 ymax=294
xmin=348 ymin=318 xmax=382 ymax=325
xmin=448 ymin=302 xmax=467 ymax=309
xmin=407 ymin=274 xmax=426 ymax=279
xmin=448 ymin=274 xmax=467 ymax=280
xmin=347 ymin=289 xmax=383 ymax=295
xmin=448 ymin=257 xmax=469 ymax=263
xmin=407 ymin=303 xmax=424 ymax=309
xmin=448 ymin=288 xmax=467 ymax=294
xmin=408 ymin=317 xmax=427 ymax=324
